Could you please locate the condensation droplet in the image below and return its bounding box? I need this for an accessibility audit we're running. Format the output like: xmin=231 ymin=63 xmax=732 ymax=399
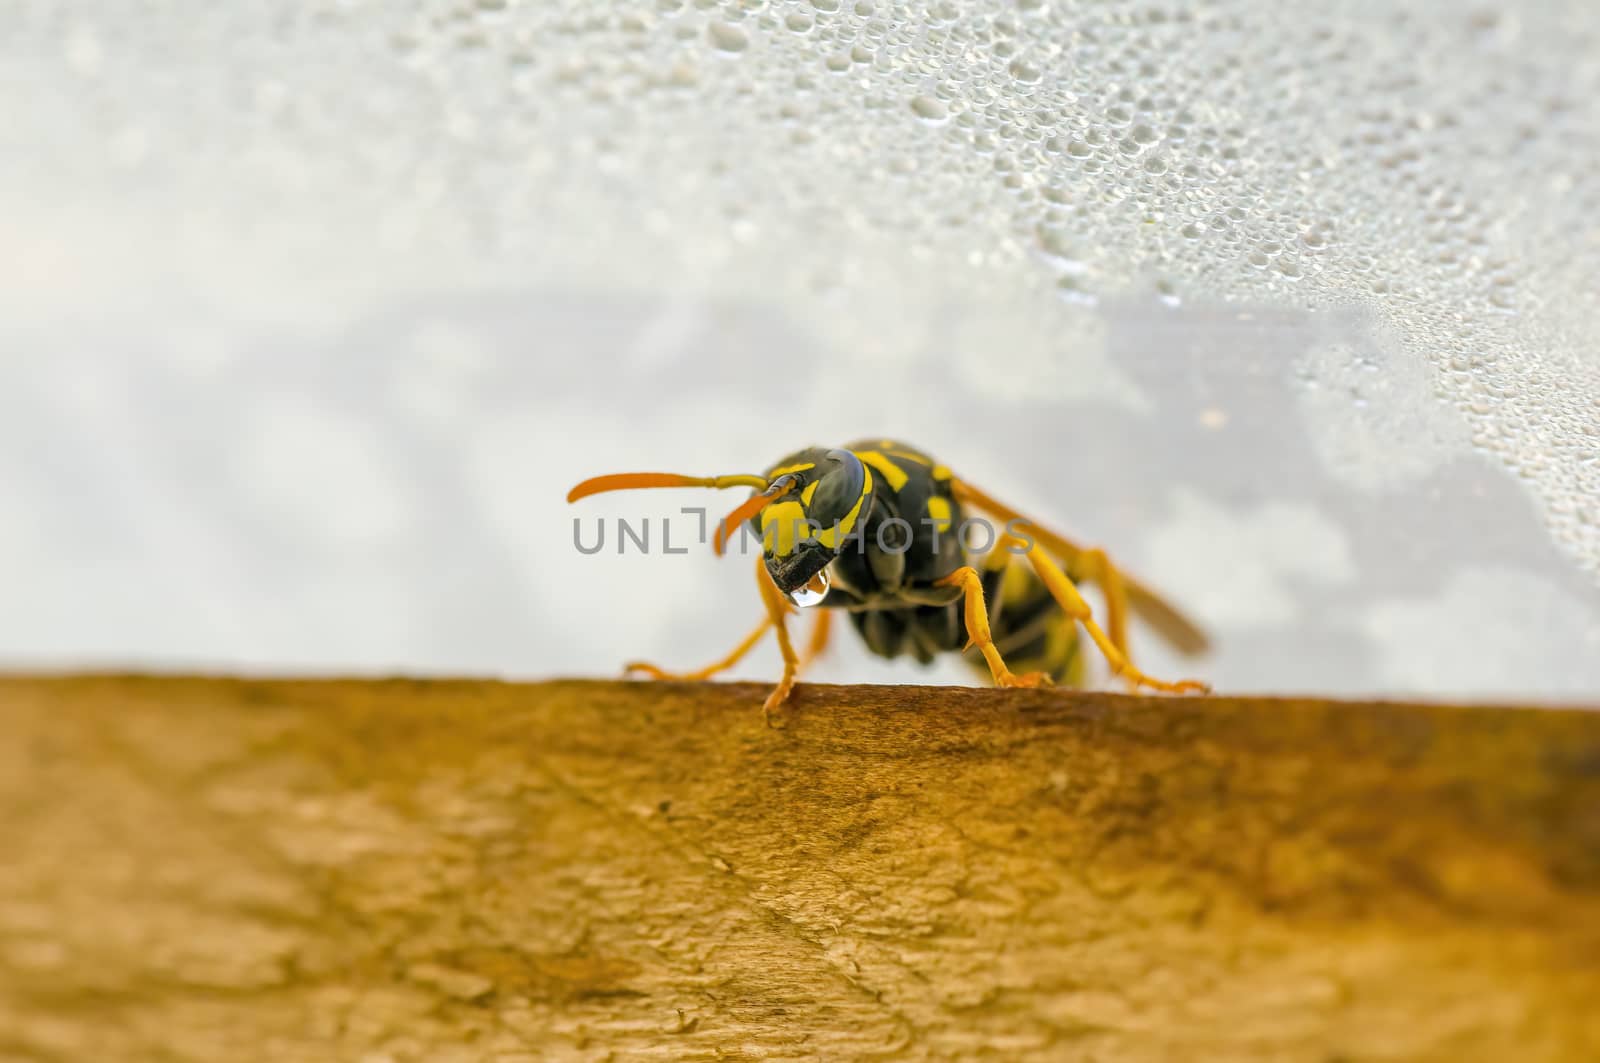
xmin=707 ymin=22 xmax=748 ymax=53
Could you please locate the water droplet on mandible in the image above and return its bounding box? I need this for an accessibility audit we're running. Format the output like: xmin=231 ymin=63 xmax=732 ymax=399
xmin=792 ymin=567 xmax=831 ymax=607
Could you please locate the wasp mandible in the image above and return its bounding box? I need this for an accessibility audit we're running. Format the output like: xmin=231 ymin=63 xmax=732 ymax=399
xmin=568 ymin=439 xmax=1210 ymax=719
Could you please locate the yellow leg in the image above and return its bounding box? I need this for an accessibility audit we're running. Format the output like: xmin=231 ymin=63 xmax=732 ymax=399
xmin=1070 ymin=547 xmax=1130 ymax=662
xmin=755 ymin=558 xmax=802 ymax=723
xmin=934 ymin=567 xmax=1051 ymax=689
xmin=624 ymin=616 xmax=772 ymax=681
xmin=951 ymin=478 xmax=1210 ymax=656
xmin=1004 ymin=536 xmax=1209 ymax=695
xmin=799 ymin=608 xmax=833 ymax=671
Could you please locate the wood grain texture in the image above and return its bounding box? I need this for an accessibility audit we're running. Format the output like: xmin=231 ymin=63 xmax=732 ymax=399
xmin=1 ymin=675 xmax=1598 ymax=1061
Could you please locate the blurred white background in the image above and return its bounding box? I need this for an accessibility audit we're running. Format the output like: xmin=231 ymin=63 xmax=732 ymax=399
xmin=4 ymin=1 xmax=1599 ymax=699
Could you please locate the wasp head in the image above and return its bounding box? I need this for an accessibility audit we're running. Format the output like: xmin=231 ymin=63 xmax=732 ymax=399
xmin=755 ymin=448 xmax=874 ymax=601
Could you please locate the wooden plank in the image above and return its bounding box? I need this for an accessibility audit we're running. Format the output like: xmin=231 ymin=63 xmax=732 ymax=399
xmin=1 ymin=675 xmax=1598 ymax=1061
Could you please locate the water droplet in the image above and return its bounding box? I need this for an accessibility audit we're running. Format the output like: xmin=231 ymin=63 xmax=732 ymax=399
xmin=707 ymin=22 xmax=748 ymax=53
xmin=1008 ymin=58 xmax=1041 ymax=83
xmin=792 ymin=568 xmax=831 ymax=608
xmin=911 ymin=95 xmax=948 ymax=122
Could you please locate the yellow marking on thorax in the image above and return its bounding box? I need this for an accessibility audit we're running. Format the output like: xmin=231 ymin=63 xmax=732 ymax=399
xmin=854 ymin=450 xmax=908 ymax=492
xmin=874 ymin=440 xmax=933 ymax=463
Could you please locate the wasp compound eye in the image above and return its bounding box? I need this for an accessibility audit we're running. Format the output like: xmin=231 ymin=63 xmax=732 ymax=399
xmin=806 ymin=450 xmax=867 ymax=528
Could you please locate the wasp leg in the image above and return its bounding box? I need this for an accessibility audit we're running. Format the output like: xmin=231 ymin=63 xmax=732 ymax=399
xmin=1001 ymin=534 xmax=1209 ymax=695
xmin=755 ymin=557 xmax=802 ymax=724
xmin=623 ymin=616 xmax=772 ymax=682
xmin=1065 ymin=546 xmax=1130 ymax=666
xmin=799 ymin=608 xmax=833 ymax=670
xmin=951 ymin=478 xmax=1209 ymax=655
xmin=934 ymin=567 xmax=1052 ymax=689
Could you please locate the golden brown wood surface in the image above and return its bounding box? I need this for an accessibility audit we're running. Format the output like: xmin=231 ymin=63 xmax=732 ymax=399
xmin=1 ymin=675 xmax=1598 ymax=1061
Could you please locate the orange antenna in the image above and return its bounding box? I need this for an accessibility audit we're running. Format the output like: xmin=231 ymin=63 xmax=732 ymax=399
xmin=566 ymin=471 xmax=770 ymax=504
xmin=713 ymin=478 xmax=796 ymax=556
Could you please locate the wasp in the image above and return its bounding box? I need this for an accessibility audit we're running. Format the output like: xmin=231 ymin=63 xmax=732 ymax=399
xmin=568 ymin=439 xmax=1209 ymax=719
